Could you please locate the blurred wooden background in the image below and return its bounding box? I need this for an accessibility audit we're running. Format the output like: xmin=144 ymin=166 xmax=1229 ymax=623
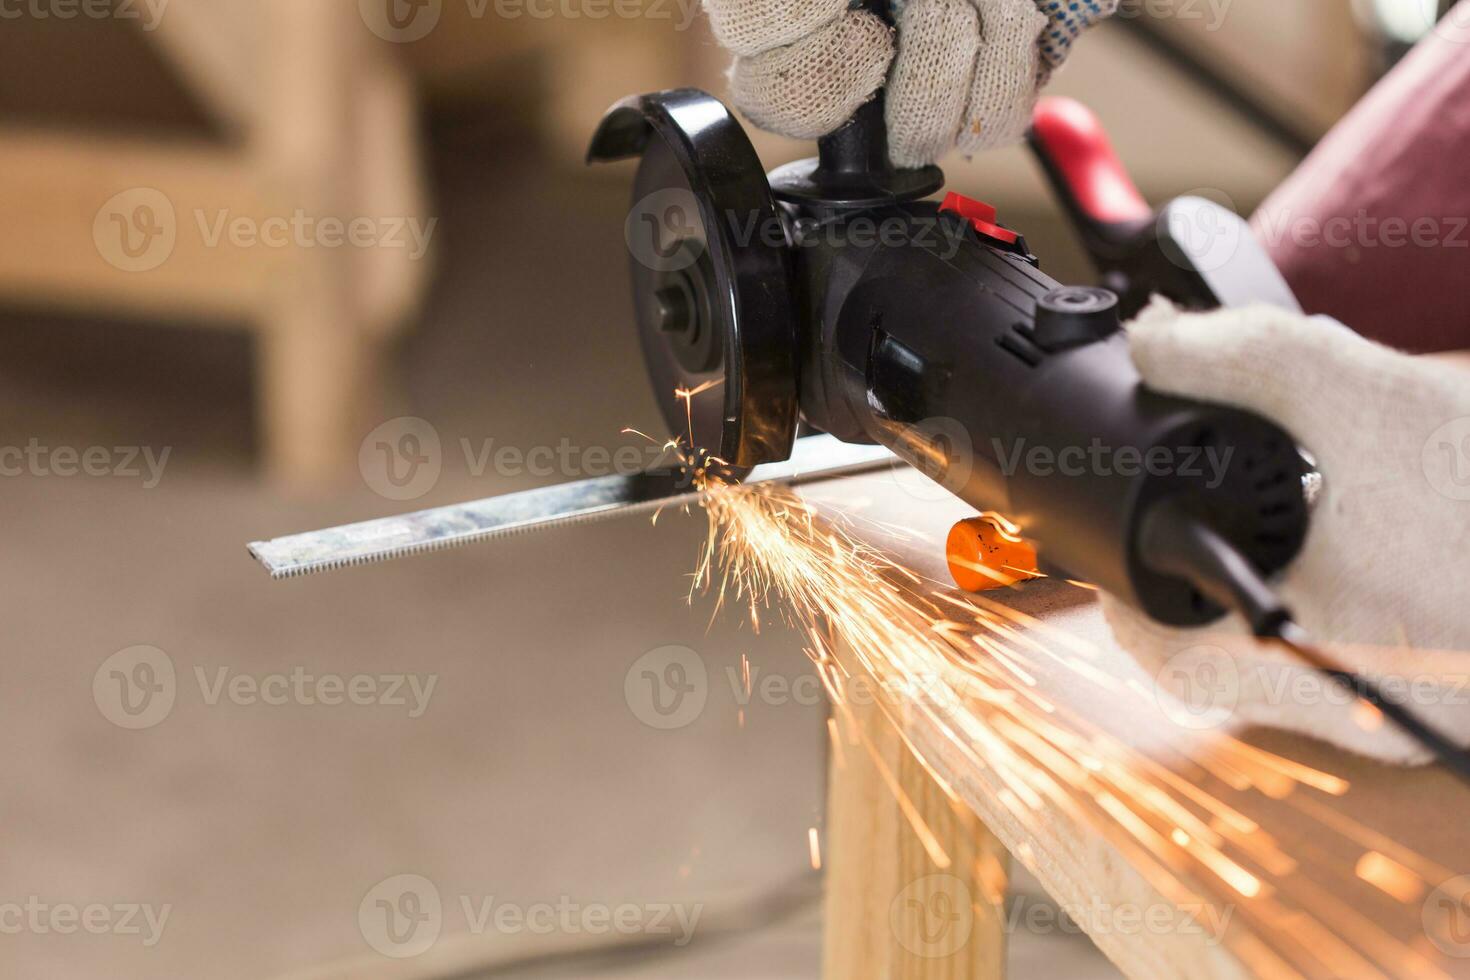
xmin=0 ymin=0 xmax=1379 ymax=487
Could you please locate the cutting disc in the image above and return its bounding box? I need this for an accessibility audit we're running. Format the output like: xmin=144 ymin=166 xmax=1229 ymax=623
xmin=589 ymin=89 xmax=798 ymax=469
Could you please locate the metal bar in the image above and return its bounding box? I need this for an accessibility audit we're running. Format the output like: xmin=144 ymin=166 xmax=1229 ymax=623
xmin=247 ymin=435 xmax=898 ymax=580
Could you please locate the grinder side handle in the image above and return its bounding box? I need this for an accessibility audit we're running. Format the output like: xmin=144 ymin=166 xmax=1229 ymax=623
xmin=767 ymin=0 xmax=946 ymax=206
xmin=815 ymin=0 xmax=897 ymax=180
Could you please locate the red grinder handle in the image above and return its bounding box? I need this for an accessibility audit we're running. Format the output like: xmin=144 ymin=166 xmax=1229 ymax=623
xmin=1029 ymin=97 xmax=1153 ymax=245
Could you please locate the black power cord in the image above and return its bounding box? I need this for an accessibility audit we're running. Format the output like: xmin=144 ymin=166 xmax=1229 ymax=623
xmin=1139 ymin=496 xmax=1470 ymax=788
xmin=1269 ymin=621 xmax=1470 ymax=787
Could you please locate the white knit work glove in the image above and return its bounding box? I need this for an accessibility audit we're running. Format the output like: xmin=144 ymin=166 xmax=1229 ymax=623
xmin=703 ymin=0 xmax=1118 ymax=168
xmin=1106 ymin=300 xmax=1470 ymax=765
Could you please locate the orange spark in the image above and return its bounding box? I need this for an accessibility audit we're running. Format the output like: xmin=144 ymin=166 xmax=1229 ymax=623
xmin=1355 ymin=851 xmax=1424 ymax=904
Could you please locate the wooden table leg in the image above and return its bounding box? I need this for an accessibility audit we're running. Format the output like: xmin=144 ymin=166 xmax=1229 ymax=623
xmin=824 ymin=692 xmax=1010 ymax=980
xmin=253 ymin=0 xmax=414 ymax=489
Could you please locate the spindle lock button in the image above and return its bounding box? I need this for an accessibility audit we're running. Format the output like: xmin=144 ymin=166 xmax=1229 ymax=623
xmin=1031 ymin=287 xmax=1122 ymax=351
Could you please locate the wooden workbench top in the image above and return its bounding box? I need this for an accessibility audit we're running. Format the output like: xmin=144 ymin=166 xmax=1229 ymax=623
xmin=798 ymin=466 xmax=1470 ymax=980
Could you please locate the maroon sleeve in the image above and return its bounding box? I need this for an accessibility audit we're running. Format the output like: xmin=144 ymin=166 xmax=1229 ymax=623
xmin=1250 ymin=18 xmax=1470 ymax=354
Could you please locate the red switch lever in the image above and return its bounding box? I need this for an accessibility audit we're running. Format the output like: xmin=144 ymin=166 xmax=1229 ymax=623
xmin=1030 ymin=97 xmax=1152 ymax=228
xmin=939 ymin=192 xmax=1021 ymax=246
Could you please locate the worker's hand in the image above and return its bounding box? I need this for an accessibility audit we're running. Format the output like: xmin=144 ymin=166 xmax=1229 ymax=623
xmin=1106 ymin=301 xmax=1470 ymax=764
xmin=702 ymin=0 xmax=1118 ymax=168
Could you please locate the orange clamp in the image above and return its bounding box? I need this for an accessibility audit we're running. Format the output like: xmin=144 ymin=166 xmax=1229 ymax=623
xmin=946 ymin=515 xmax=1042 ymax=593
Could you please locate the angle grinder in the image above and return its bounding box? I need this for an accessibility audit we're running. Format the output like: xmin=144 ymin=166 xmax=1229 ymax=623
xmin=587 ymin=1 xmax=1470 ymax=776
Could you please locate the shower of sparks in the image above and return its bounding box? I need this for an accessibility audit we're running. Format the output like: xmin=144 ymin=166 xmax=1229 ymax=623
xmin=630 ymin=398 xmax=1457 ymax=978
xmin=691 ymin=477 xmax=1456 ymax=976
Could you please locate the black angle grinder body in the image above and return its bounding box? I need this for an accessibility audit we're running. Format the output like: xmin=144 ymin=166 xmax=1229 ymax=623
xmin=590 ymin=83 xmax=1310 ymax=630
xmin=803 ymin=198 xmax=1307 ymax=625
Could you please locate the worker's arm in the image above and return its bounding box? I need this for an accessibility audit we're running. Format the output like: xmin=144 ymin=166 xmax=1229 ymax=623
xmin=1253 ymin=11 xmax=1470 ymax=354
xmin=1107 ymin=301 xmax=1470 ymax=764
xmin=701 ymin=0 xmax=1119 ymax=167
